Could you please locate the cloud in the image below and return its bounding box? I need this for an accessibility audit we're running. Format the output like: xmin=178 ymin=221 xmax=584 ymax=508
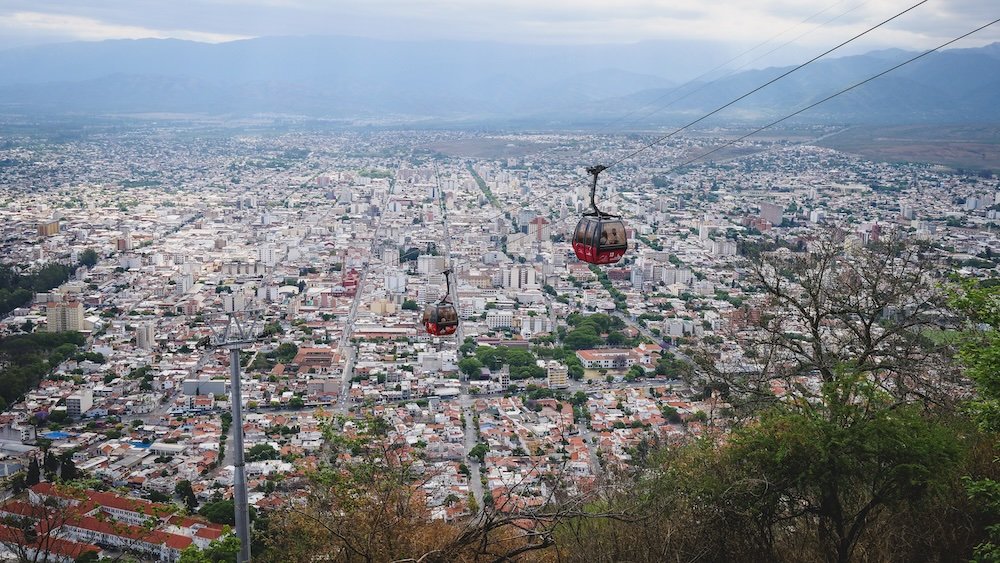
xmin=0 ymin=0 xmax=996 ymax=54
xmin=0 ymin=10 xmax=250 ymax=45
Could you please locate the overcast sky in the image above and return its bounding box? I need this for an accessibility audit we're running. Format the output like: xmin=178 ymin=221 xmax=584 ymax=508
xmin=0 ymin=0 xmax=996 ymax=57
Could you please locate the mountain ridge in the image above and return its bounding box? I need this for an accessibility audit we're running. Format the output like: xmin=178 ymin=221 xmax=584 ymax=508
xmin=0 ymin=36 xmax=997 ymax=125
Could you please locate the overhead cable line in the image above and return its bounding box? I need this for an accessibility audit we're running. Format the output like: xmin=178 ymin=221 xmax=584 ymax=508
xmin=611 ymin=0 xmax=868 ymax=132
xmin=664 ymin=16 xmax=1000 ymax=173
xmin=605 ymin=0 xmax=929 ymax=169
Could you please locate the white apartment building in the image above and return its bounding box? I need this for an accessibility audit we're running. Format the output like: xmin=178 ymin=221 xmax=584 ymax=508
xmin=485 ymin=310 xmax=514 ymax=329
xmin=501 ymin=265 xmax=537 ymax=290
xmin=575 ymin=349 xmax=635 ymax=370
xmin=66 ymin=388 xmax=93 ymax=418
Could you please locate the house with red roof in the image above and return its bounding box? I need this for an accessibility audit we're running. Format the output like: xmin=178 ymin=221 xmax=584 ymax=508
xmin=24 ymin=483 xmax=227 ymax=561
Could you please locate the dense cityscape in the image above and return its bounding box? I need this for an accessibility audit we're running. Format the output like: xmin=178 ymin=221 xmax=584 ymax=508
xmin=0 ymin=123 xmax=997 ymax=561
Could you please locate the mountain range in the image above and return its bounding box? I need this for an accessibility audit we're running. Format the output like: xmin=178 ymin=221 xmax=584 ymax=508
xmin=0 ymin=35 xmax=997 ymax=126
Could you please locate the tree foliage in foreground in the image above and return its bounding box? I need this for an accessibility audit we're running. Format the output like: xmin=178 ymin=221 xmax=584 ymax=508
xmin=178 ymin=534 xmax=241 ymax=562
xmin=951 ymin=279 xmax=1000 ymax=562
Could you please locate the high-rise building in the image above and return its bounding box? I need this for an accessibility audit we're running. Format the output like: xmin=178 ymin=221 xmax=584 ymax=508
xmin=520 ymin=315 xmax=554 ymax=338
xmin=116 ymin=229 xmax=133 ymax=252
xmin=385 ymin=272 xmax=407 ymax=294
xmin=47 ymin=300 xmax=84 ymax=333
xmin=529 ymin=216 xmax=551 ymax=241
xmin=417 ymin=254 xmax=446 ymax=275
xmin=711 ymin=239 xmax=737 ymax=256
xmin=174 ymin=274 xmax=193 ymax=295
xmin=498 ymin=366 xmax=510 ymax=389
xmin=223 ymin=292 xmax=247 ymax=314
xmin=501 ymin=265 xmax=537 ymax=290
xmin=136 ymin=322 xmax=155 ymax=350
xmin=258 ymin=244 xmax=278 ymax=267
xmin=547 ymin=362 xmax=569 ymax=389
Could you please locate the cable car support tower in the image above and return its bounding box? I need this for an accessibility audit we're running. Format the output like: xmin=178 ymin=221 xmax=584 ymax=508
xmin=211 ymin=297 xmax=260 ymax=563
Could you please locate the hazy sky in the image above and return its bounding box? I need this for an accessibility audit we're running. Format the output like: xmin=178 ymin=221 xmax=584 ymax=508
xmin=0 ymin=0 xmax=996 ymax=54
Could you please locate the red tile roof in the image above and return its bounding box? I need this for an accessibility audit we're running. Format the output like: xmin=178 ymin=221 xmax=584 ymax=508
xmin=66 ymin=514 xmax=193 ymax=550
xmin=195 ymin=526 xmax=224 ymax=540
xmin=0 ymin=524 xmax=101 ymax=559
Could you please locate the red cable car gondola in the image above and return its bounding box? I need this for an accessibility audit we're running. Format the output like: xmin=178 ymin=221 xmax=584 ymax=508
xmin=572 ymin=165 xmax=628 ymax=265
xmin=422 ymin=268 xmax=459 ymax=336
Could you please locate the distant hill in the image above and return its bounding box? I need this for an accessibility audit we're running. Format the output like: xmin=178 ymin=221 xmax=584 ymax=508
xmin=0 ymin=36 xmax=997 ymax=125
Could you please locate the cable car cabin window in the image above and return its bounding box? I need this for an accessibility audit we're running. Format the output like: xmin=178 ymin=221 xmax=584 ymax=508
xmin=438 ymin=306 xmax=457 ymax=325
xmin=581 ymin=219 xmax=598 ymax=262
xmin=575 ymin=222 xmax=587 ymax=245
xmin=601 ymin=221 xmax=627 ymax=250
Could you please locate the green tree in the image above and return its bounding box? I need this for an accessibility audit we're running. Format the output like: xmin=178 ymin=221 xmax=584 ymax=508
xmin=246 ymin=444 xmax=279 ymax=462
xmin=78 ymin=249 xmax=99 ymax=268
xmin=176 ymin=479 xmax=199 ymax=512
xmin=25 ymin=457 xmax=39 ymax=486
xmin=474 ymin=346 xmax=502 ymax=370
xmin=401 ymin=299 xmax=419 ymax=311
xmin=563 ymin=327 xmax=602 ymax=350
xmin=49 ymin=343 xmax=77 ymax=365
xmin=607 ymin=331 xmax=627 ymax=346
xmin=43 ymin=450 xmax=59 ymax=474
xmin=725 ymin=378 xmax=962 ymax=563
xmin=74 ymin=551 xmax=100 ymax=563
xmin=275 ymin=342 xmax=298 ymax=363
xmin=178 ymin=534 xmax=241 ymax=562
xmin=951 ymin=280 xmax=1000 ymax=561
xmin=458 ymin=357 xmax=484 ymax=378
xmin=458 ymin=337 xmax=477 ymax=357
xmin=48 ymin=410 xmax=69 ymax=424
xmin=469 ymin=442 xmax=489 ymax=463
xmin=660 ymin=405 xmax=682 ymax=424
xmin=198 ymin=500 xmax=257 ymax=526
xmin=9 ymin=472 xmax=25 ymax=494
xmin=58 ymin=452 xmax=79 ymax=481
xmin=626 ymin=364 xmax=645 ymax=381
